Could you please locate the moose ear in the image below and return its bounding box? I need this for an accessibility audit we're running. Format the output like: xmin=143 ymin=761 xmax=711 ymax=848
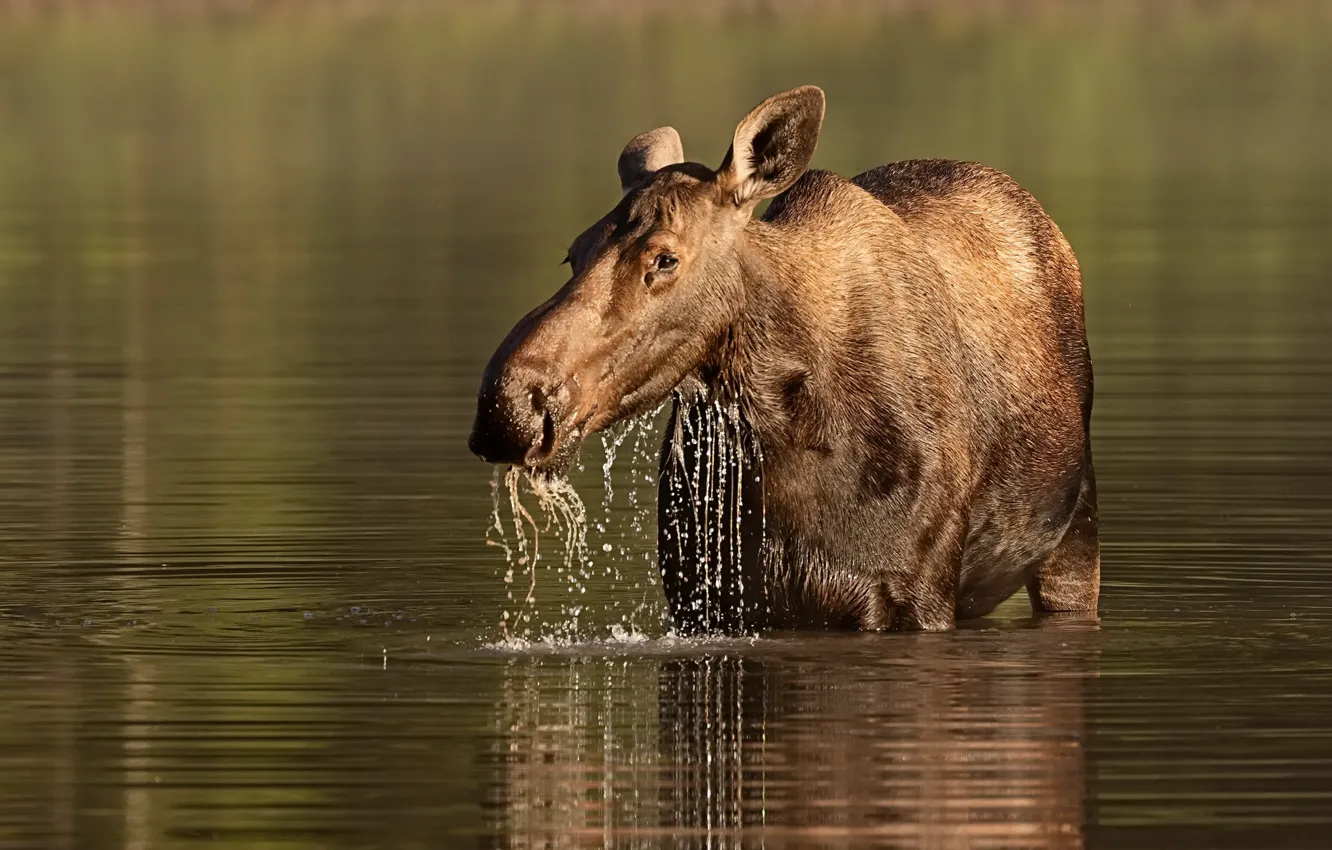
xmin=718 ymin=86 xmax=825 ymax=207
xmin=617 ymin=127 xmax=684 ymax=193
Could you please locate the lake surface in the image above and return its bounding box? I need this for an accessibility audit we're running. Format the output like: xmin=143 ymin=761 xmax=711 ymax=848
xmin=2 ymin=4 xmax=1331 ymax=848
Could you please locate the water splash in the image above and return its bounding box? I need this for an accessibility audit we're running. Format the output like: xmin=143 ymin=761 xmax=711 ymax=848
xmin=486 ymin=392 xmax=759 ymax=645
xmin=486 ymin=407 xmax=667 ymax=644
xmin=488 ymin=467 xmax=590 ymax=642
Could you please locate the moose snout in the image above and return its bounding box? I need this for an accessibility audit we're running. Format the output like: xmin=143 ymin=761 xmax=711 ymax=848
xmin=468 ymin=363 xmax=570 ymax=468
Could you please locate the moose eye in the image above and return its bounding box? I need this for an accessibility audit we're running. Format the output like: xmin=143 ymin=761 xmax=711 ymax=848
xmin=654 ymin=253 xmax=679 ymax=273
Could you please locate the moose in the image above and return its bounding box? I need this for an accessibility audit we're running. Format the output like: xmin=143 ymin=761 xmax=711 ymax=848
xmin=469 ymin=86 xmax=1099 ymax=634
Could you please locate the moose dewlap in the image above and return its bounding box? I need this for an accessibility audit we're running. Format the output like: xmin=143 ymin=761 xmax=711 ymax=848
xmin=469 ymin=86 xmax=1098 ymax=634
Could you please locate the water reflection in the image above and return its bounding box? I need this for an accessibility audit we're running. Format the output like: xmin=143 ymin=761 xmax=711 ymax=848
xmin=489 ymin=620 xmax=1096 ymax=848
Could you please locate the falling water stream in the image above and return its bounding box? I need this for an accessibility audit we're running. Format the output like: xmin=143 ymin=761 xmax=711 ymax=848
xmin=487 ymin=407 xmax=661 ymax=645
xmin=485 ymin=393 xmax=759 ymax=644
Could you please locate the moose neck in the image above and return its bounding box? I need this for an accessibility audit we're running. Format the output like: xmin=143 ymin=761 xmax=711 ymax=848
xmin=704 ymin=217 xmax=872 ymax=456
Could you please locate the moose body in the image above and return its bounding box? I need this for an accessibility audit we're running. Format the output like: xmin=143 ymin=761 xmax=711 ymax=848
xmin=470 ymin=87 xmax=1099 ymax=633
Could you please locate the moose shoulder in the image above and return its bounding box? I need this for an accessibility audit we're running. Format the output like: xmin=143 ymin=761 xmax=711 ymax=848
xmin=469 ymin=86 xmax=1099 ymax=634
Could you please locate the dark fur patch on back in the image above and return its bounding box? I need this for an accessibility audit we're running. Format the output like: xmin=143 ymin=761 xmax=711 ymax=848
xmin=852 ymin=160 xmax=983 ymax=211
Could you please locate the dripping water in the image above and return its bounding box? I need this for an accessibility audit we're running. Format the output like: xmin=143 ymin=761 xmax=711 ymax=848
xmin=485 ymin=390 xmax=760 ymax=644
xmin=662 ymin=390 xmax=760 ymax=635
xmin=487 ymin=466 xmax=589 ymax=643
xmin=597 ymin=411 xmax=666 ymax=634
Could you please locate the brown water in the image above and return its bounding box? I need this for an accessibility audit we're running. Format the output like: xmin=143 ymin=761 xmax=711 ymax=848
xmin=2 ymin=5 xmax=1332 ymax=848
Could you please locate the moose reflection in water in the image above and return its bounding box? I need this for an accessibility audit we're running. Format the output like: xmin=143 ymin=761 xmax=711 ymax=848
xmin=484 ymin=621 xmax=1096 ymax=848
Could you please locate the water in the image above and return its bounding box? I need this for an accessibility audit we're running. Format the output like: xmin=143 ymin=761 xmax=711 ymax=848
xmin=1 ymin=4 xmax=1331 ymax=848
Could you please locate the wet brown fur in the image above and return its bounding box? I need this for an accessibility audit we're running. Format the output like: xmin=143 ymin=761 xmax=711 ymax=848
xmin=470 ymin=87 xmax=1099 ymax=633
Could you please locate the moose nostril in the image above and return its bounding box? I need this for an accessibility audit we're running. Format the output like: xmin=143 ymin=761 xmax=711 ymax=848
xmin=529 ymin=387 xmax=546 ymax=414
xmin=539 ymin=409 xmax=557 ymax=457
